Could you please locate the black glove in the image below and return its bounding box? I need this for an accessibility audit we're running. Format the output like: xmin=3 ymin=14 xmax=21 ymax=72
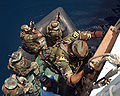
xmin=83 ymin=64 xmax=94 ymax=74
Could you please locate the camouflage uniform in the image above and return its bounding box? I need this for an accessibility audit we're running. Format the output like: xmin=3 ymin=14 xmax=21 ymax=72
xmin=20 ymin=31 xmax=44 ymax=53
xmin=8 ymin=51 xmax=39 ymax=76
xmin=46 ymin=19 xmax=103 ymax=83
xmin=2 ymin=74 xmax=33 ymax=96
xmin=46 ymin=20 xmax=62 ymax=46
xmin=47 ymin=20 xmax=62 ymax=38
xmin=46 ymin=30 xmax=91 ymax=80
xmin=20 ymin=23 xmax=47 ymax=54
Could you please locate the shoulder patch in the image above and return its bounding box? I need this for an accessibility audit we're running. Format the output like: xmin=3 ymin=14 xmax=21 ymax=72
xmin=59 ymin=56 xmax=67 ymax=61
xmin=72 ymin=31 xmax=79 ymax=38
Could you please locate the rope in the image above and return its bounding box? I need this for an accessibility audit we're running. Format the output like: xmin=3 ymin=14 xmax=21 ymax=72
xmin=100 ymin=92 xmax=104 ymax=96
xmin=88 ymin=53 xmax=120 ymax=67
xmin=89 ymin=53 xmax=120 ymax=90
xmin=109 ymin=85 xmax=115 ymax=96
xmin=105 ymin=54 xmax=120 ymax=65
xmin=99 ymin=85 xmax=115 ymax=96
xmin=88 ymin=53 xmax=111 ymax=63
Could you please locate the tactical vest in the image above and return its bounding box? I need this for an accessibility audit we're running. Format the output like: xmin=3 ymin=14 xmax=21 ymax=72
xmin=50 ymin=33 xmax=88 ymax=74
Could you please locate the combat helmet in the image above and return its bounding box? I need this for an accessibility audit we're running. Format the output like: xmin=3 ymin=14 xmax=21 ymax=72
xmin=39 ymin=73 xmax=51 ymax=87
xmin=10 ymin=51 xmax=22 ymax=63
xmin=50 ymin=21 xmax=59 ymax=30
xmin=47 ymin=20 xmax=62 ymax=39
xmin=21 ymin=25 xmax=31 ymax=31
xmin=4 ymin=77 xmax=17 ymax=90
xmin=72 ymin=40 xmax=89 ymax=58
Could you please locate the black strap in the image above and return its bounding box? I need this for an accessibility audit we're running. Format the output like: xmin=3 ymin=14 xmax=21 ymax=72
xmin=94 ymin=31 xmax=97 ymax=38
xmin=40 ymin=50 xmax=62 ymax=75
xmin=69 ymin=76 xmax=75 ymax=87
xmin=44 ymin=59 xmax=62 ymax=75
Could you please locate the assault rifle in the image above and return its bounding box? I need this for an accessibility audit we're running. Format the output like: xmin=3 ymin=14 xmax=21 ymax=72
xmin=56 ymin=12 xmax=60 ymax=22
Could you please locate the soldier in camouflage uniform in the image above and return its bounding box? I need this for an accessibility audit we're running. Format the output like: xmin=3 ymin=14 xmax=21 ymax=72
xmin=2 ymin=74 xmax=33 ymax=96
xmin=47 ymin=20 xmax=62 ymax=41
xmin=46 ymin=14 xmax=63 ymax=46
xmin=45 ymin=19 xmax=104 ymax=86
xmin=46 ymin=40 xmax=92 ymax=87
xmin=20 ymin=21 xmax=47 ymax=54
xmin=8 ymin=50 xmax=40 ymax=76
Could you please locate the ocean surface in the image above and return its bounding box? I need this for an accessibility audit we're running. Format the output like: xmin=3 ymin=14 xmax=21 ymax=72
xmin=0 ymin=0 xmax=119 ymax=95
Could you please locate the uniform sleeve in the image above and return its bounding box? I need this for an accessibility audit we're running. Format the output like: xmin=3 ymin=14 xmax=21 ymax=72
xmin=55 ymin=48 xmax=73 ymax=80
xmin=63 ymin=31 xmax=91 ymax=43
xmin=79 ymin=31 xmax=91 ymax=40
xmin=66 ymin=31 xmax=91 ymax=41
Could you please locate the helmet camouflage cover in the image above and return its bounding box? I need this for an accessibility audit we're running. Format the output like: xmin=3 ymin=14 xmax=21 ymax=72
xmin=2 ymin=76 xmax=30 ymax=95
xmin=47 ymin=20 xmax=62 ymax=39
xmin=4 ymin=77 xmax=17 ymax=90
xmin=21 ymin=25 xmax=31 ymax=31
xmin=50 ymin=21 xmax=59 ymax=30
xmin=72 ymin=40 xmax=89 ymax=58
